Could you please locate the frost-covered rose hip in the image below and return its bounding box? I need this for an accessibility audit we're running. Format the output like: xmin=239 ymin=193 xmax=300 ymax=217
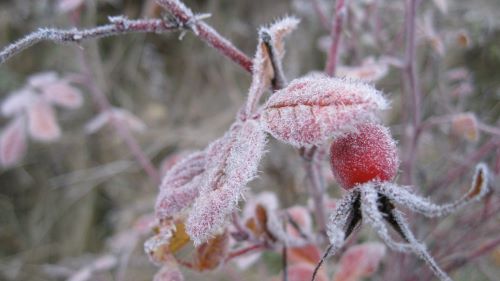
xmin=329 ymin=123 xmax=398 ymax=189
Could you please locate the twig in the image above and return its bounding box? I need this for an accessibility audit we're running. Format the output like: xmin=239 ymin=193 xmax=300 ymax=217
xmin=302 ymin=147 xmax=327 ymax=236
xmin=156 ymin=0 xmax=252 ymax=73
xmin=401 ymin=0 xmax=422 ymax=185
xmin=310 ymin=0 xmax=331 ymax=30
xmin=443 ymin=237 xmax=500 ymax=272
xmin=325 ymin=0 xmax=347 ymax=76
xmin=0 ymin=17 xmax=179 ymax=64
xmin=225 ymin=243 xmax=265 ymax=262
xmin=282 ymin=244 xmax=288 ymax=281
xmin=76 ymin=37 xmax=161 ymax=185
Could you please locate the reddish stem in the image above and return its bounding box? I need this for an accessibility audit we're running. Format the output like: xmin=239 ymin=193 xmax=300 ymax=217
xmin=325 ymin=0 xmax=346 ymax=76
xmin=225 ymin=243 xmax=265 ymax=262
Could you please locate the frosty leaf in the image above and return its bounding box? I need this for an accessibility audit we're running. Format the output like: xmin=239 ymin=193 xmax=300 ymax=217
xmin=168 ymin=221 xmax=191 ymax=253
xmin=286 ymin=262 xmax=328 ymax=281
xmin=144 ymin=220 xmax=189 ymax=265
xmin=261 ymin=75 xmax=388 ymax=147
xmin=186 ymin=120 xmax=267 ymax=245
xmin=332 ymin=242 xmax=386 ymax=281
xmin=27 ymin=71 xmax=58 ymax=88
xmin=84 ymin=108 xmax=146 ymax=134
xmin=155 ymin=151 xmax=206 ymax=220
xmin=337 ymin=58 xmax=389 ymax=82
xmin=1 ymin=88 xmax=36 ymax=117
xmin=27 ymin=97 xmax=61 ymax=142
xmin=0 ymin=117 xmax=27 ymax=167
xmin=243 ymin=17 xmax=299 ymax=117
xmin=288 ymin=244 xmax=321 ymax=265
xmin=194 ymin=231 xmax=229 ymax=271
xmin=450 ymin=112 xmax=478 ymax=142
xmin=159 ymin=150 xmax=193 ymax=176
xmin=153 ymin=263 xmax=185 ymax=281
xmin=57 ymin=0 xmax=85 ymax=13
xmin=286 ymin=206 xmax=312 ymax=237
xmin=41 ymin=80 xmax=83 ymax=109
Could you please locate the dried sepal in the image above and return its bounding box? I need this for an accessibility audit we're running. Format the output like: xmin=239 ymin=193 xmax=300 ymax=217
xmin=377 ymin=163 xmax=489 ymax=217
xmin=261 ymin=75 xmax=388 ymax=147
xmin=332 ymin=242 xmax=386 ymax=281
xmin=194 ymin=231 xmax=229 ymax=271
xmin=186 ymin=120 xmax=267 ymax=245
xmin=155 ymin=151 xmax=206 ymax=220
xmin=0 ymin=117 xmax=27 ymax=167
xmin=26 ymin=97 xmax=61 ymax=142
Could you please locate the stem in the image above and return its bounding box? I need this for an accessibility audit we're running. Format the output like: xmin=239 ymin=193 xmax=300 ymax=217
xmin=74 ymin=18 xmax=161 ymax=185
xmin=225 ymin=243 xmax=265 ymax=262
xmin=303 ymin=148 xmax=327 ymax=236
xmin=401 ymin=0 xmax=422 ymax=185
xmin=325 ymin=0 xmax=347 ymax=76
xmin=0 ymin=17 xmax=178 ymax=64
xmin=156 ymin=0 xmax=252 ymax=73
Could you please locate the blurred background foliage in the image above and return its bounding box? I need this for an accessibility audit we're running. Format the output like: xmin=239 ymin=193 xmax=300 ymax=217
xmin=0 ymin=0 xmax=499 ymax=280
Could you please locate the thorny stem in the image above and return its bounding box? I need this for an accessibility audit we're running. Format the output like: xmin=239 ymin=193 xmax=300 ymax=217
xmin=325 ymin=0 xmax=347 ymax=76
xmin=76 ymin=29 xmax=161 ymax=185
xmin=0 ymin=1 xmax=253 ymax=73
xmin=401 ymin=0 xmax=422 ymax=185
xmin=0 ymin=17 xmax=179 ymax=64
xmin=156 ymin=0 xmax=252 ymax=73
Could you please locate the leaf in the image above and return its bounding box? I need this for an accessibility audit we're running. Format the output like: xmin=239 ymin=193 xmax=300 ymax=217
xmin=333 ymin=242 xmax=386 ymax=281
xmin=26 ymin=97 xmax=61 ymax=142
xmin=168 ymin=222 xmax=191 ymax=254
xmin=153 ymin=263 xmax=185 ymax=281
xmin=27 ymin=71 xmax=58 ymax=88
xmin=261 ymin=75 xmax=388 ymax=146
xmin=194 ymin=231 xmax=229 ymax=271
xmin=286 ymin=262 xmax=328 ymax=281
xmin=1 ymin=88 xmax=35 ymax=117
xmin=155 ymin=151 xmax=206 ymax=220
xmin=84 ymin=108 xmax=146 ymax=134
xmin=144 ymin=221 xmax=190 ymax=265
xmin=41 ymin=80 xmax=83 ymax=109
xmin=0 ymin=117 xmax=27 ymax=167
xmin=186 ymin=120 xmax=267 ymax=245
xmin=288 ymin=244 xmax=321 ymax=265
xmin=337 ymin=57 xmax=389 ymax=82
xmin=450 ymin=112 xmax=478 ymax=142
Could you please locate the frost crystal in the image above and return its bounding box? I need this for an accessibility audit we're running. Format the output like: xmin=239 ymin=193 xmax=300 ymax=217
xmin=261 ymin=75 xmax=388 ymax=147
xmin=155 ymin=151 xmax=206 ymax=220
xmin=186 ymin=120 xmax=267 ymax=245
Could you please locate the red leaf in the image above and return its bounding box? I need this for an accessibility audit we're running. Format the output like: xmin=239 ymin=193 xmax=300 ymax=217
xmin=261 ymin=75 xmax=388 ymax=146
xmin=333 ymin=242 xmax=386 ymax=281
xmin=0 ymin=117 xmax=27 ymax=167
xmin=155 ymin=151 xmax=206 ymax=220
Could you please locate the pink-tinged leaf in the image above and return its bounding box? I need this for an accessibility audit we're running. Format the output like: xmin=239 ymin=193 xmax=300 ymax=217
xmin=337 ymin=58 xmax=389 ymax=82
xmin=155 ymin=151 xmax=206 ymax=220
xmin=286 ymin=206 xmax=312 ymax=237
xmin=187 ymin=120 xmax=267 ymax=245
xmin=84 ymin=108 xmax=146 ymax=134
xmin=27 ymin=97 xmax=61 ymax=142
xmin=41 ymin=81 xmax=83 ymax=109
xmin=1 ymin=88 xmax=36 ymax=117
xmin=27 ymin=71 xmax=58 ymax=88
xmin=288 ymin=244 xmax=322 ymax=266
xmin=57 ymin=0 xmax=85 ymax=13
xmin=286 ymin=262 xmax=328 ymax=281
xmin=153 ymin=263 xmax=184 ymax=281
xmin=261 ymin=75 xmax=388 ymax=147
xmin=333 ymin=242 xmax=386 ymax=281
xmin=450 ymin=112 xmax=479 ymax=142
xmin=0 ymin=117 xmax=27 ymax=167
xmin=242 ymin=192 xmax=279 ymax=220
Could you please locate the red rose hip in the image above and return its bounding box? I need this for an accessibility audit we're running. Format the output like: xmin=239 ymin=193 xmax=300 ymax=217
xmin=330 ymin=123 xmax=399 ymax=189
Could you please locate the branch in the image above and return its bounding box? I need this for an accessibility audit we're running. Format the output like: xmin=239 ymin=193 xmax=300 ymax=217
xmin=0 ymin=17 xmax=179 ymax=64
xmin=325 ymin=0 xmax=347 ymax=76
xmin=156 ymin=0 xmax=252 ymax=73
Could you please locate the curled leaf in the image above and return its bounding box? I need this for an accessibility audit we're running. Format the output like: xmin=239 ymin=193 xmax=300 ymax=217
xmin=333 ymin=242 xmax=386 ymax=281
xmin=27 ymin=97 xmax=61 ymax=142
xmin=187 ymin=120 xmax=267 ymax=245
xmin=155 ymin=151 xmax=206 ymax=220
xmin=0 ymin=117 xmax=27 ymax=167
xmin=194 ymin=231 xmax=229 ymax=271
xmin=261 ymin=75 xmax=388 ymax=146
